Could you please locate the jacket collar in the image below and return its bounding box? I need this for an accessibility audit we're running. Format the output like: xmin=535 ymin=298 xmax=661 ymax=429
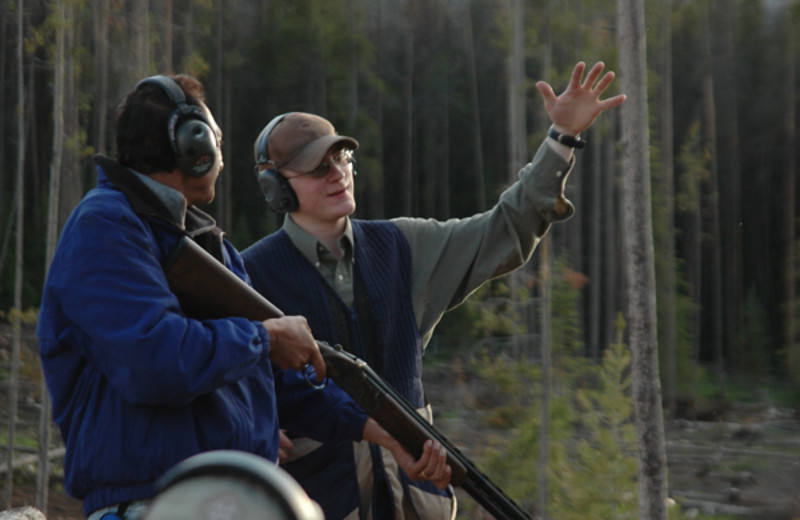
xmin=93 ymin=154 xmax=217 ymax=236
xmin=94 ymin=155 xmax=225 ymax=261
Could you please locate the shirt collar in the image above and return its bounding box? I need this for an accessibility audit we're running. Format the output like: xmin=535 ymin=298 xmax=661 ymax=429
xmin=283 ymin=214 xmax=354 ymax=264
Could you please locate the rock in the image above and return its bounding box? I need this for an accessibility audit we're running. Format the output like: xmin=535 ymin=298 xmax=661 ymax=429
xmin=0 ymin=507 xmax=47 ymax=520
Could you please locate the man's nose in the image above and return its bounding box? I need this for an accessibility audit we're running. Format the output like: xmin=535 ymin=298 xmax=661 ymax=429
xmin=328 ymin=161 xmax=346 ymax=180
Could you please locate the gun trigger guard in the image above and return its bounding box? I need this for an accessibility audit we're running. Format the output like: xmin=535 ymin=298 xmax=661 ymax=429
xmin=303 ymin=363 xmax=328 ymax=390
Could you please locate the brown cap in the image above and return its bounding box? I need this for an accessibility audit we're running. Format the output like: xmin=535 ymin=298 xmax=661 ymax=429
xmin=255 ymin=112 xmax=359 ymax=173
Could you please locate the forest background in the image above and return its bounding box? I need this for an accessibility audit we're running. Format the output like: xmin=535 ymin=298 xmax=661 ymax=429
xmin=1 ymin=0 xmax=800 ymax=519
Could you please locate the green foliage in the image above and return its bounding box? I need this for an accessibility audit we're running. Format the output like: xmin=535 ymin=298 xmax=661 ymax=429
xmin=549 ymin=254 xmax=594 ymax=397
xmin=470 ymin=351 xmax=541 ymax=428
xmin=3 ymin=306 xmax=39 ymax=326
xmin=432 ymin=279 xmax=527 ymax=359
xmin=180 ymin=51 xmax=211 ymax=80
xmin=479 ymin=321 xmax=639 ymax=519
xmin=551 ymin=254 xmax=585 ymax=359
xmin=549 ymin=339 xmax=639 ymax=520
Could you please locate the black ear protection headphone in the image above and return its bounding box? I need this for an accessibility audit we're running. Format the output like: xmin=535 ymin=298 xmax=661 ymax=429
xmin=254 ymin=113 xmax=299 ymax=214
xmin=149 ymin=450 xmax=323 ymax=520
xmin=135 ymin=75 xmax=220 ymax=178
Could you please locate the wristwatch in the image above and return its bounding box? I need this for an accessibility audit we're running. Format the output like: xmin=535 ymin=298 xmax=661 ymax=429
xmin=548 ymin=126 xmax=586 ymax=149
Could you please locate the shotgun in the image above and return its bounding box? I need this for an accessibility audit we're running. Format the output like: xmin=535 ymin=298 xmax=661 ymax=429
xmin=163 ymin=236 xmax=532 ymax=520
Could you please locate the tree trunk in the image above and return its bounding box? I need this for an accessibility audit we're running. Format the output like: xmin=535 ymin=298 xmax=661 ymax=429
xmin=506 ymin=0 xmax=525 ymax=178
xmin=368 ymin=0 xmax=385 ymax=219
xmin=441 ymin=58 xmax=450 ymax=219
xmin=4 ymin=0 xmax=25 ymax=506
xmin=783 ymin=11 xmax=798 ymax=379
xmin=402 ymin=6 xmax=414 ymax=216
xmin=537 ymin=9 xmax=552 ymax=515
xmin=184 ymin=1 xmax=194 ymax=73
xmin=165 ymin=0 xmax=173 ymax=73
xmin=214 ymin=0 xmax=231 ymax=231
xmin=36 ymin=0 xmax=66 ymax=510
xmin=711 ymin=0 xmax=741 ymax=370
xmin=0 ymin=0 xmax=9 ymax=218
xmin=656 ymin=0 xmax=677 ymax=415
xmin=505 ymin=0 xmax=525 ymax=355
xmin=589 ymin=121 xmax=602 ymax=363
xmin=92 ymin=0 xmax=109 ymax=155
xmin=538 ymin=236 xmax=551 ymax=519
xmin=59 ymin=4 xmax=81 ymax=226
xmin=221 ymin=73 xmax=232 ymax=232
xmin=346 ymin=0 xmax=358 ymax=132
xmin=678 ymin=119 xmax=704 ymax=419
xmin=459 ymin=0 xmax=485 ymax=211
xmin=134 ymin=0 xmax=149 ymax=79
xmin=702 ymin=0 xmax=725 ymax=398
xmin=602 ymin=110 xmax=620 ymax=355
xmin=616 ymin=0 xmax=668 ymax=518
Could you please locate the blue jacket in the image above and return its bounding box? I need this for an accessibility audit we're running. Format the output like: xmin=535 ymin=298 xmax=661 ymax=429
xmin=37 ymin=156 xmax=366 ymax=515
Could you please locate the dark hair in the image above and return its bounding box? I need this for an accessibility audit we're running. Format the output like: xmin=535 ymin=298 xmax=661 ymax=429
xmin=115 ymin=74 xmax=206 ymax=174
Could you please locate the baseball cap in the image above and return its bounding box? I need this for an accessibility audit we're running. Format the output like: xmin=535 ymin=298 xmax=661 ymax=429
xmin=256 ymin=112 xmax=359 ymax=173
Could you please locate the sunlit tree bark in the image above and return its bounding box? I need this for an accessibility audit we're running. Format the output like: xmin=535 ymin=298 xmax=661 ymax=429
xmin=616 ymin=0 xmax=668 ymax=517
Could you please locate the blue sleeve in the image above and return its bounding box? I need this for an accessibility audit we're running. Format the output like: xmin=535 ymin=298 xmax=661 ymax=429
xmin=275 ymin=368 xmax=367 ymax=442
xmin=46 ymin=198 xmax=271 ymax=406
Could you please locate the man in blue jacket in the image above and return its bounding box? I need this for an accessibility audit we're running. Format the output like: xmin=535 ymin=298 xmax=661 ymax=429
xmin=242 ymin=61 xmax=625 ymax=519
xmin=37 ymin=74 xmax=449 ymax=520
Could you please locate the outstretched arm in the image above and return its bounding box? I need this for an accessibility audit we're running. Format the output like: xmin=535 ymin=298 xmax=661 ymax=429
xmin=536 ymin=61 xmax=626 ymax=137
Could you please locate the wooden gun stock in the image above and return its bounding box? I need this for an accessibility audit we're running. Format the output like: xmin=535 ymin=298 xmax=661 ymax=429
xmin=164 ymin=237 xmax=532 ymax=520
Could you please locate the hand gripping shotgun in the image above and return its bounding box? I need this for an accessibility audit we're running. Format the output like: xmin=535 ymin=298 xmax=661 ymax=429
xmin=163 ymin=236 xmax=532 ymax=520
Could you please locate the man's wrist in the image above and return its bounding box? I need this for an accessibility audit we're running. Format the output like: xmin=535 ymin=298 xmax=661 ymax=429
xmin=548 ymin=126 xmax=586 ymax=149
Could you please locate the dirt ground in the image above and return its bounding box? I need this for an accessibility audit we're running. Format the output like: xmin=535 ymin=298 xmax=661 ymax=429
xmin=7 ymin=476 xmax=83 ymax=520
xmin=423 ymin=363 xmax=800 ymax=519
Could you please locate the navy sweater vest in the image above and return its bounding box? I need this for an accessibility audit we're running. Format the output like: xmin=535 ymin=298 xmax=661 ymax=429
xmin=243 ymin=219 xmax=425 ymax=408
xmin=243 ymin=220 xmax=449 ymax=519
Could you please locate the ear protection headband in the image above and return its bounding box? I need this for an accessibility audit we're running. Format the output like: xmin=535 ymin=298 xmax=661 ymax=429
xmin=254 ymin=113 xmax=299 ymax=214
xmin=136 ymin=75 xmax=220 ymax=178
xmin=150 ymin=450 xmax=323 ymax=520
